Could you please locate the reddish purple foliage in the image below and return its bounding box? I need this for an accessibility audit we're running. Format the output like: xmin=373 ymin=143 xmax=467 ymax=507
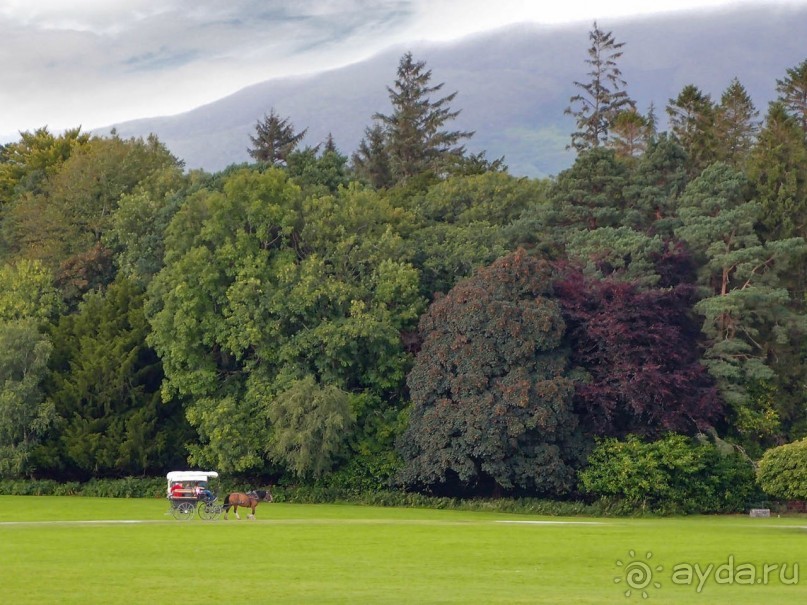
xmin=554 ymin=269 xmax=724 ymax=438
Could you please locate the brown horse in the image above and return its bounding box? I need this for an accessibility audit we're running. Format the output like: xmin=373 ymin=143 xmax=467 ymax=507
xmin=222 ymin=489 xmax=273 ymax=520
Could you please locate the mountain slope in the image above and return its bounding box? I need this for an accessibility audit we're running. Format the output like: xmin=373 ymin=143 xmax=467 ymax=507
xmin=104 ymin=5 xmax=807 ymax=178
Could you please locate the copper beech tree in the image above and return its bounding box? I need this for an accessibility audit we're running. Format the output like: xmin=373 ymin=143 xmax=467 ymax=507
xmin=397 ymin=250 xmax=584 ymax=497
xmin=554 ymin=267 xmax=724 ymax=439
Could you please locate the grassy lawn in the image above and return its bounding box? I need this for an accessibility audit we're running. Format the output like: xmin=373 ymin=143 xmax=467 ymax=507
xmin=0 ymin=496 xmax=804 ymax=603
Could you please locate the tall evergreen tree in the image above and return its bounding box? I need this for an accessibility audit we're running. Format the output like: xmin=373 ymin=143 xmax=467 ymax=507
xmin=667 ymin=85 xmax=718 ymax=175
xmin=776 ymin=58 xmax=807 ymax=134
xmin=544 ymin=147 xmax=631 ymax=234
xmin=748 ymin=102 xmax=807 ymax=241
xmin=44 ymin=277 xmax=186 ymax=478
xmin=747 ymin=103 xmax=807 ymax=429
xmin=248 ymin=108 xmax=307 ymax=166
xmin=286 ymin=143 xmax=350 ymax=194
xmin=715 ymin=78 xmax=759 ymax=166
xmin=323 ymin=133 xmax=338 ymax=154
xmin=566 ymin=22 xmax=635 ymax=152
xmin=371 ymin=52 xmax=473 ymax=183
xmin=351 ymin=124 xmax=393 ymax=189
xmin=674 ymin=163 xmax=807 ymax=443
xmin=623 ymin=133 xmax=689 ymax=236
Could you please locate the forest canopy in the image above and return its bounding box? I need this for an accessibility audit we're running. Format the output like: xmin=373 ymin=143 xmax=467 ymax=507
xmin=2 ymin=32 xmax=806 ymax=509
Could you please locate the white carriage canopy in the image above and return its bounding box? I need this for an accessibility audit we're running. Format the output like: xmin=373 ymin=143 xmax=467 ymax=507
xmin=166 ymin=471 xmax=219 ymax=484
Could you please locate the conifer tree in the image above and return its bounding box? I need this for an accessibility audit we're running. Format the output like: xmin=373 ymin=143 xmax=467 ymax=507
xmin=667 ymin=84 xmax=718 ymax=175
xmin=358 ymin=52 xmax=473 ymax=185
xmin=748 ymin=102 xmax=807 ymax=241
xmin=674 ymin=163 xmax=807 ymax=441
xmin=248 ymin=108 xmax=307 ymax=166
xmin=607 ymin=107 xmax=653 ymax=158
xmin=715 ymin=78 xmax=759 ymax=166
xmin=380 ymin=52 xmax=473 ymax=180
xmin=351 ymin=124 xmax=393 ymax=188
xmin=323 ymin=132 xmax=337 ymax=154
xmin=776 ymin=58 xmax=807 ymax=134
xmin=566 ymin=22 xmax=635 ymax=152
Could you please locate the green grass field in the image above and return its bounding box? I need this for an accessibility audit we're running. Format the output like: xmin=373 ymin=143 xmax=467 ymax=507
xmin=0 ymin=496 xmax=804 ymax=604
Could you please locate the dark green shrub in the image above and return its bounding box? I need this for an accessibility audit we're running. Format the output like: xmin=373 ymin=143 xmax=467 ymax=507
xmin=0 ymin=477 xmax=165 ymax=498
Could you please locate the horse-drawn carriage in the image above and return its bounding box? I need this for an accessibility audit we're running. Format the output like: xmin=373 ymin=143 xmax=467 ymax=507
xmin=166 ymin=470 xmax=223 ymax=521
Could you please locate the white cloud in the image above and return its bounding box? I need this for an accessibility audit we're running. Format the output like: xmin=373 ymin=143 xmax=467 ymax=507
xmin=0 ymin=0 xmax=172 ymax=33
xmin=405 ymin=0 xmax=764 ymax=40
xmin=0 ymin=0 xmax=802 ymax=140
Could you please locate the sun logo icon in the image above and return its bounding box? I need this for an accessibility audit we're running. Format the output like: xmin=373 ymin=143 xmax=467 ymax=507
xmin=614 ymin=550 xmax=663 ymax=599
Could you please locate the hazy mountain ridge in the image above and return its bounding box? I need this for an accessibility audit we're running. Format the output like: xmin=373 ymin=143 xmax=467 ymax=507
xmin=104 ymin=5 xmax=807 ymax=177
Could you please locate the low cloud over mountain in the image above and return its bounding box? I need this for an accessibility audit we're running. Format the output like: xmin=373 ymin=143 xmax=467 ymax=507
xmin=104 ymin=5 xmax=807 ymax=177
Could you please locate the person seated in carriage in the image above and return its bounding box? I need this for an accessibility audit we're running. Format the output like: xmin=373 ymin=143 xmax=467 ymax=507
xmin=170 ymin=482 xmax=184 ymax=497
xmin=194 ymin=482 xmax=214 ymax=502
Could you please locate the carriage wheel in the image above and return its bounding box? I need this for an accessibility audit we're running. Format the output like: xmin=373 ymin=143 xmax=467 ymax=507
xmin=172 ymin=501 xmax=195 ymax=521
xmin=198 ymin=501 xmax=222 ymax=521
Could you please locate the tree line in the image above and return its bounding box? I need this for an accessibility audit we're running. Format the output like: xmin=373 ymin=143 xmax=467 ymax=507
xmin=1 ymin=24 xmax=806 ymax=507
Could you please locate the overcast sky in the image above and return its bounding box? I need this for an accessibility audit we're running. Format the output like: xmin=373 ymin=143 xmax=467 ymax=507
xmin=0 ymin=0 xmax=802 ymax=141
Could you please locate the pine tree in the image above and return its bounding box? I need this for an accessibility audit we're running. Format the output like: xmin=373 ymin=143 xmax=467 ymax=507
xmin=607 ymin=107 xmax=653 ymax=158
xmin=248 ymin=108 xmax=307 ymax=166
xmin=674 ymin=163 xmax=807 ymax=442
xmin=566 ymin=22 xmax=635 ymax=152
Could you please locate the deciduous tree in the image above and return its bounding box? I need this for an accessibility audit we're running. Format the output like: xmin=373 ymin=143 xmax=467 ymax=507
xmin=0 ymin=127 xmax=89 ymax=204
xmin=2 ymin=133 xmax=181 ymax=302
xmin=0 ymin=259 xmax=60 ymax=477
xmin=266 ymin=375 xmax=354 ymax=479
xmin=0 ymin=319 xmax=53 ymax=477
xmin=405 ymin=172 xmax=541 ymax=296
xmin=398 ymin=250 xmax=583 ymax=496
xmin=756 ymin=437 xmax=807 ymax=500
xmin=555 ymin=269 xmax=722 ymax=438
xmin=147 ymin=169 xmax=423 ymax=473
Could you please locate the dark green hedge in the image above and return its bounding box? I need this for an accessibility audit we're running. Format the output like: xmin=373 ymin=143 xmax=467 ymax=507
xmin=0 ymin=474 xmax=772 ymax=517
